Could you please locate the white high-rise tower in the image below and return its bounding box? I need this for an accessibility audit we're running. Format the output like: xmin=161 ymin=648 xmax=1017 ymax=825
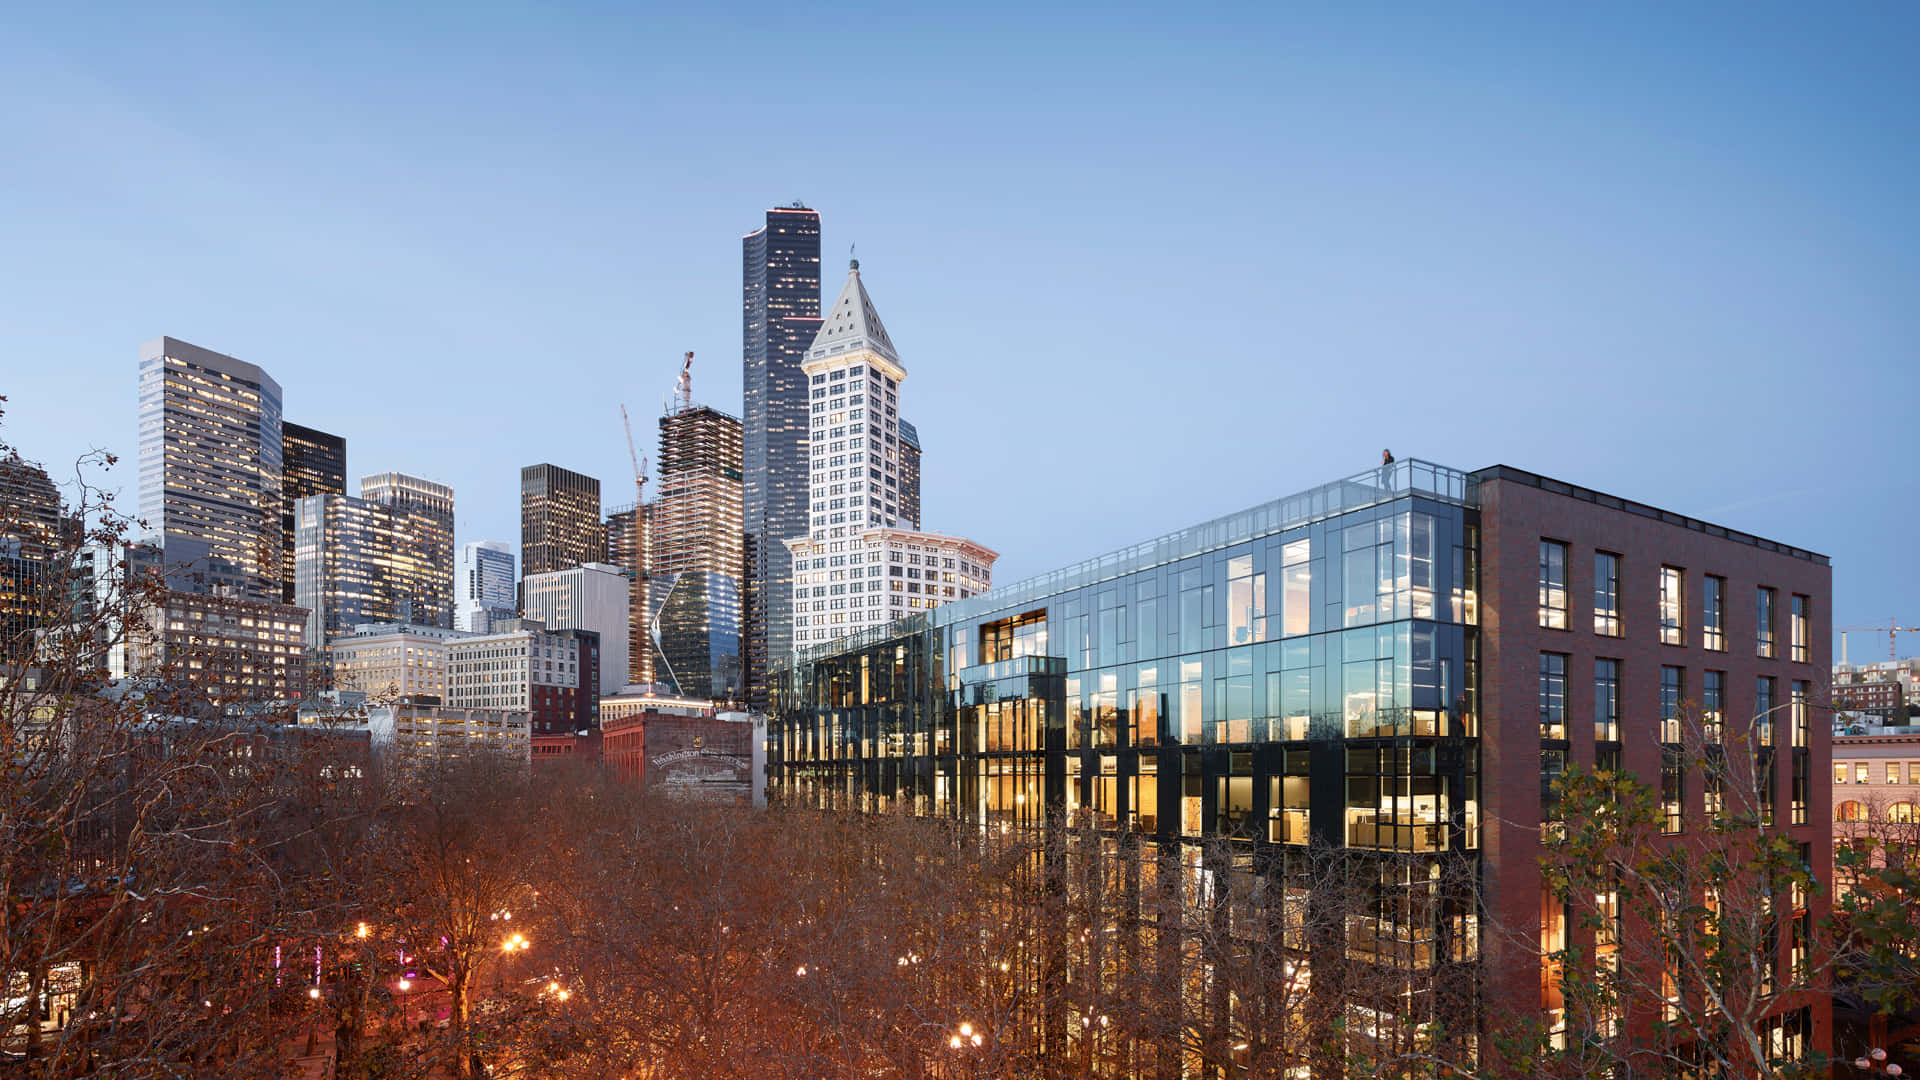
xmin=785 ymin=261 xmax=996 ymax=651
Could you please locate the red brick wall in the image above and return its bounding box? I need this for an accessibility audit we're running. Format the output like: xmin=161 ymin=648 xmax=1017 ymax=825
xmin=1478 ymin=474 xmax=1832 ymax=1048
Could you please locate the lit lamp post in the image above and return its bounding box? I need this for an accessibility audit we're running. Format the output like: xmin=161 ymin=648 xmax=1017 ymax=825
xmin=945 ymin=1023 xmax=983 ymax=1080
xmin=1856 ymin=1048 xmax=1904 ymax=1076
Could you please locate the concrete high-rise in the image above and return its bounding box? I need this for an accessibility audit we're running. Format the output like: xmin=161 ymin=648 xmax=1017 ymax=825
xmin=519 ymin=561 xmax=630 ymax=694
xmin=741 ymin=204 xmax=822 ymax=707
xmin=652 ymin=403 xmax=744 ymax=700
xmin=456 ymin=541 xmax=516 ymax=633
xmin=279 ymin=424 xmax=346 ymax=602
xmin=520 ymin=464 xmax=605 ymax=578
xmin=785 ymin=260 xmax=996 ymax=650
xmin=137 ymin=337 xmax=283 ymax=601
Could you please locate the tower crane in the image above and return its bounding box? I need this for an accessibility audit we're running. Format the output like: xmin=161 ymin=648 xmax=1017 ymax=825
xmin=1837 ymin=619 xmax=1920 ymax=664
xmin=620 ymin=404 xmax=647 ymax=507
xmin=673 ymin=351 xmax=694 ymax=414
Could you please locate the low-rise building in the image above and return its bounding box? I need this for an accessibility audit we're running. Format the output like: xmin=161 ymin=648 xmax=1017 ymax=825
xmin=328 ymin=622 xmax=473 ymax=703
xmin=1833 ymin=729 xmax=1920 ymax=823
xmin=294 ymin=701 xmax=530 ymax=775
xmin=445 ymin=619 xmax=582 ymax=735
xmin=109 ymin=588 xmax=309 ymax=705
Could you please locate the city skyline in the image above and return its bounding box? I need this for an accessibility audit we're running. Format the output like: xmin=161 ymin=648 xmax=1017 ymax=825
xmin=2 ymin=6 xmax=1915 ymax=656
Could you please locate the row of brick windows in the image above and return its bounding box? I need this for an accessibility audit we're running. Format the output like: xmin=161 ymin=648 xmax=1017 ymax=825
xmin=1538 ymin=540 xmax=1811 ymax=660
xmin=1539 ymin=654 xmax=1811 ymax=748
xmin=1541 ymin=655 xmax=1812 ymax=833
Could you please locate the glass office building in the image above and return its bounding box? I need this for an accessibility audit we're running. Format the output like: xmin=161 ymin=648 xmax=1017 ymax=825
xmin=742 ymin=204 xmax=823 ymax=707
xmin=772 ymin=459 xmax=1478 ymax=852
xmin=137 ymin=336 xmax=284 ymax=602
xmin=771 ymin=457 xmax=1835 ymax=1061
xmin=280 ymin=423 xmax=346 ymax=603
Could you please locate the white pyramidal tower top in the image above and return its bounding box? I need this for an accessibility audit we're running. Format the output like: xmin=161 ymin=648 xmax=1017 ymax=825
xmin=807 ymin=259 xmax=901 ymax=367
xmin=785 ymin=259 xmax=996 ymax=653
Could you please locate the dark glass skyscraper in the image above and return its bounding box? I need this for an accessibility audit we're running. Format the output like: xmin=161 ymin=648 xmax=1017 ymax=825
xmin=741 ymin=204 xmax=821 ymax=708
xmin=520 ymin=463 xmax=606 ymax=577
xmin=280 ymin=423 xmax=346 ymax=602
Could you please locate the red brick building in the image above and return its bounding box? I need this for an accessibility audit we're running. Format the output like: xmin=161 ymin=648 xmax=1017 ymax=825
xmin=599 ymin=709 xmax=760 ymax=804
xmin=1477 ymin=466 xmax=1832 ymax=1053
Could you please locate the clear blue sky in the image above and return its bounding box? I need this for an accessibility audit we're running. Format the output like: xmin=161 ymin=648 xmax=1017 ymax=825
xmin=3 ymin=3 xmax=1915 ymax=659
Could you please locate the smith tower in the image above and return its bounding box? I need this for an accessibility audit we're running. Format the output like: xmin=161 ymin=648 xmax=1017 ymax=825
xmin=741 ymin=204 xmax=822 ymax=707
xmin=785 ymin=261 xmax=996 ymax=651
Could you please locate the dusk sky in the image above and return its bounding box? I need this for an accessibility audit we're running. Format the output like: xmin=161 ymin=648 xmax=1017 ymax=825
xmin=3 ymin=4 xmax=1914 ymax=657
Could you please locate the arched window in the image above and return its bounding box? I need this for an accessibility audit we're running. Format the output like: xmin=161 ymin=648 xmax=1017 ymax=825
xmin=1837 ymin=800 xmax=1868 ymax=822
xmin=1889 ymin=802 xmax=1916 ymax=824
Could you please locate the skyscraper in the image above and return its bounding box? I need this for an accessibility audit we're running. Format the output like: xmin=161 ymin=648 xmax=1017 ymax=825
xmin=897 ymin=419 xmax=922 ymax=532
xmin=280 ymin=423 xmax=346 ymax=603
xmin=138 ymin=337 xmax=283 ymax=601
xmin=362 ymin=471 xmax=455 ymax=628
xmin=742 ymin=204 xmax=822 ymax=707
xmin=520 ymin=464 xmax=605 ymax=578
xmin=0 ymin=452 xmax=64 ymax=643
xmin=785 ymin=261 xmax=996 ymax=649
xmin=652 ymin=403 xmax=745 ymax=700
xmin=295 ymin=490 xmax=454 ymax=644
xmin=456 ymin=540 xmax=516 ymax=632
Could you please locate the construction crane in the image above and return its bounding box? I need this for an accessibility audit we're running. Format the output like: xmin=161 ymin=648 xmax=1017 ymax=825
xmin=673 ymin=351 xmax=694 ymax=414
xmin=619 ymin=404 xmax=647 ymax=505
xmin=1838 ymin=619 xmax=1920 ymax=664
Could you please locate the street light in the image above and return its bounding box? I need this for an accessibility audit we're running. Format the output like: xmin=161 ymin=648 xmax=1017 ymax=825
xmin=1856 ymin=1048 xmax=1904 ymax=1076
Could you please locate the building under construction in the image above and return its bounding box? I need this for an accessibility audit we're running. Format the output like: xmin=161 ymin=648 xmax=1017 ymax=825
xmin=605 ymin=500 xmax=656 ymax=689
xmin=650 ymin=388 xmax=744 ymax=701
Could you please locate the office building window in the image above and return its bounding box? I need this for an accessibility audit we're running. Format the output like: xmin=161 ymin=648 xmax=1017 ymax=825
xmin=1661 ymin=666 xmax=1684 ymax=743
xmin=1757 ymin=587 xmax=1776 ymax=658
xmin=1703 ymin=671 xmax=1724 ymax=743
xmin=1662 ymin=749 xmax=1684 ymax=834
xmin=1542 ymin=748 xmax=1567 ymax=822
xmin=1703 ymin=575 xmax=1726 ymax=651
xmin=1790 ymin=595 xmax=1810 ymax=663
xmin=1792 ymin=755 xmax=1809 ymax=825
xmin=1756 ymin=677 xmax=1775 ymax=744
xmin=1834 ymin=763 xmax=1848 ymax=784
xmin=1659 ymin=567 xmax=1685 ymax=645
xmin=1594 ymin=552 xmax=1621 ymax=636
xmin=1594 ymin=659 xmax=1620 ymax=743
xmin=1540 ymin=653 xmax=1567 ymax=740
xmin=1791 ymin=680 xmax=1810 ymax=748
xmin=1539 ymin=541 xmax=1569 ymax=630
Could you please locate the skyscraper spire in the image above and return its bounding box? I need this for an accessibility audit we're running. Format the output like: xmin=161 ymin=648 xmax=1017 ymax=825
xmin=807 ymin=259 xmax=899 ymax=367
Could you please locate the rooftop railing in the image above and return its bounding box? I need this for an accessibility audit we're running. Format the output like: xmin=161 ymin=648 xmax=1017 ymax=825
xmin=790 ymin=459 xmax=1471 ymax=667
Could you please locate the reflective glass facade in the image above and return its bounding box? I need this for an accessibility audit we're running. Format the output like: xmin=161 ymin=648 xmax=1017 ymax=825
xmin=773 ymin=461 xmax=1480 ymax=852
xmin=652 ymin=569 xmax=742 ymax=700
xmin=361 ymin=472 xmax=454 ymax=629
xmin=279 ymin=423 xmax=346 ymax=603
xmin=742 ymin=205 xmax=822 ymax=707
xmin=295 ymin=493 xmax=458 ymax=645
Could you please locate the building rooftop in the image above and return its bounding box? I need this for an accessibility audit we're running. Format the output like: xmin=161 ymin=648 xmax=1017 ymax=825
xmin=806 ymin=261 xmax=900 ymax=366
xmin=787 ymin=457 xmax=1830 ymax=668
xmin=1472 ymin=464 xmax=1828 ymax=565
